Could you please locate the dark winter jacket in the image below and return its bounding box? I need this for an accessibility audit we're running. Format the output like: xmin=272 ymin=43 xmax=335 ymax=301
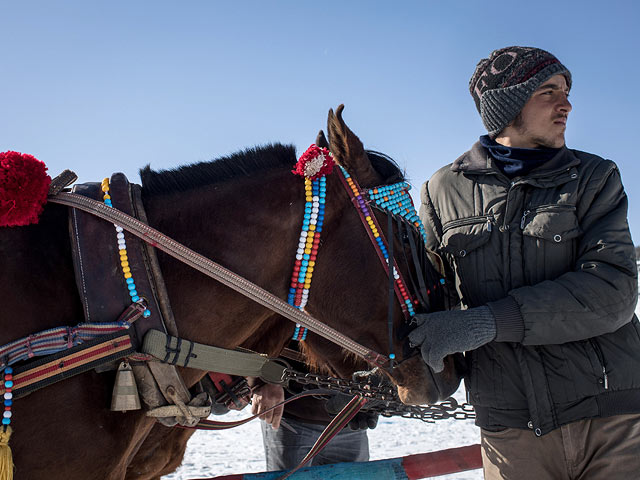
xmin=420 ymin=141 xmax=640 ymax=436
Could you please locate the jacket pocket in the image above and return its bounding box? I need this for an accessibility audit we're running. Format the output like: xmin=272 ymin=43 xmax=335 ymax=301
xmin=520 ymin=205 xmax=581 ymax=282
xmin=442 ymin=215 xmax=494 ymax=255
xmin=441 ymin=215 xmax=495 ymax=306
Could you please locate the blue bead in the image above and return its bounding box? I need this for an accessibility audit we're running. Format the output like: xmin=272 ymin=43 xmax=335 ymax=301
xmin=127 ymin=283 xmax=136 ymax=290
xmin=143 ymin=309 xmax=151 ymax=318
xmin=132 ymin=295 xmax=140 ymax=302
xmin=2 ymin=418 xmax=10 ymax=425
xmin=303 ymin=254 xmax=310 ymax=260
xmin=4 ymin=367 xmax=12 ymax=374
xmin=129 ymin=289 xmax=138 ymax=297
xmin=389 ymin=353 xmax=396 ymax=359
xmin=4 ymin=381 xmax=13 ymax=388
xmin=440 ymin=278 xmax=445 ymax=284
xmin=126 ymin=278 xmax=134 ymax=284
xmin=4 ymin=400 xmax=11 ymax=406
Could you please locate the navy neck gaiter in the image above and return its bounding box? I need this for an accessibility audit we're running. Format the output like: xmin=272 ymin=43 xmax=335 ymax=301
xmin=479 ymin=135 xmax=560 ymax=178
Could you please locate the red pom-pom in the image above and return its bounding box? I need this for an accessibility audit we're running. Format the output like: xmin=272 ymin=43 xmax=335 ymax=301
xmin=0 ymin=151 xmax=51 ymax=227
xmin=292 ymin=144 xmax=334 ymax=180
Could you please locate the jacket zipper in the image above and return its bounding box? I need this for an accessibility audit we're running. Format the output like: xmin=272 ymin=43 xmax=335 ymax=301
xmin=589 ymin=339 xmax=608 ymax=390
xmin=443 ymin=214 xmax=494 ymax=233
xmin=520 ymin=204 xmax=576 ymax=230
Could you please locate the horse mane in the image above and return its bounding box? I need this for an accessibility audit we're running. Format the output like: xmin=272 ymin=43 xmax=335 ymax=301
xmin=139 ymin=143 xmax=405 ymax=197
xmin=139 ymin=143 xmax=297 ymax=196
xmin=365 ymin=150 xmax=406 ymax=185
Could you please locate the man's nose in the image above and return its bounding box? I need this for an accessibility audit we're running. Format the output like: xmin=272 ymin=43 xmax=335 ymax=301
xmin=558 ymin=94 xmax=572 ymax=113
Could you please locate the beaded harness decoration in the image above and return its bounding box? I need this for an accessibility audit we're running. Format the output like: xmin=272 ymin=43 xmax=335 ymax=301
xmin=367 ymin=182 xmax=428 ymax=248
xmin=101 ymin=177 xmax=151 ymax=319
xmin=2 ymin=368 xmax=12 ymax=429
xmin=337 ymin=166 xmax=419 ymax=321
xmin=288 ymin=146 xmax=332 ymax=341
xmin=288 ymin=146 xmax=441 ymax=351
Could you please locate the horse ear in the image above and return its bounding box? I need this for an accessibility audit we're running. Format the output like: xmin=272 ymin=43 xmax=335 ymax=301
xmin=327 ymin=104 xmax=382 ymax=187
xmin=315 ymin=130 xmax=329 ymax=149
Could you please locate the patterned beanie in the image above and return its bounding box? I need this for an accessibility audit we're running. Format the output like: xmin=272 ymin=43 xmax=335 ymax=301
xmin=469 ymin=46 xmax=571 ymax=136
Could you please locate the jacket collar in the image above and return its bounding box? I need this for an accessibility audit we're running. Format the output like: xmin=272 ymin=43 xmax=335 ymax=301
xmin=452 ymin=141 xmax=581 ymax=183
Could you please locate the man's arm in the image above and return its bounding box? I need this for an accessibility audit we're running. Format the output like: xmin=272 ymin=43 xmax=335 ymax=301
xmin=497 ymin=162 xmax=638 ymax=345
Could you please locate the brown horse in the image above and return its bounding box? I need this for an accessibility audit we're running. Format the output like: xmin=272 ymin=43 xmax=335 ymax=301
xmin=1 ymin=106 xmax=461 ymax=480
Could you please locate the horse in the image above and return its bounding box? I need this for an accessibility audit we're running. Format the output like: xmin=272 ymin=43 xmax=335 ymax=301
xmin=1 ymin=105 xmax=462 ymax=480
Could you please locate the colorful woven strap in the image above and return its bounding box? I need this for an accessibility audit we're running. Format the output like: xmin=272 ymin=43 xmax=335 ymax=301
xmin=0 ymin=320 xmax=134 ymax=369
xmin=0 ymin=330 xmax=135 ymax=399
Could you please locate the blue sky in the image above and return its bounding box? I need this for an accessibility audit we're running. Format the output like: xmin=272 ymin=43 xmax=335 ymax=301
xmin=2 ymin=1 xmax=640 ymax=242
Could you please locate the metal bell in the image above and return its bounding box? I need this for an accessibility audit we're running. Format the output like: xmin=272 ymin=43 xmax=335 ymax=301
xmin=111 ymin=361 xmax=141 ymax=412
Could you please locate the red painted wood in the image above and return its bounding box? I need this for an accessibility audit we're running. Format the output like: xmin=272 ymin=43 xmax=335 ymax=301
xmin=402 ymin=444 xmax=482 ymax=479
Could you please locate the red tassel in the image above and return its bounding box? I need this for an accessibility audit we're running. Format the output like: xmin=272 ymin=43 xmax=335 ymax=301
xmin=0 ymin=151 xmax=51 ymax=227
xmin=292 ymin=144 xmax=334 ymax=180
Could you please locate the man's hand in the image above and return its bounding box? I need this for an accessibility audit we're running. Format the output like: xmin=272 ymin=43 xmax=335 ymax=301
xmin=251 ymin=383 xmax=285 ymax=430
xmin=408 ymin=305 xmax=497 ymax=372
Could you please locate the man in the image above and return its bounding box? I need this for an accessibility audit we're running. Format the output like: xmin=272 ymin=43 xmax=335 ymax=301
xmin=409 ymin=46 xmax=640 ymax=479
xmin=250 ymin=347 xmax=376 ymax=471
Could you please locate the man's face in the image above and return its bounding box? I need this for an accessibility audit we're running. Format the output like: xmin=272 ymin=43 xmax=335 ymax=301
xmin=498 ymin=74 xmax=572 ymax=149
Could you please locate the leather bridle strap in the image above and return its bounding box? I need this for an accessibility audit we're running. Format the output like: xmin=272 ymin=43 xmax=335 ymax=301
xmin=48 ymin=192 xmax=390 ymax=369
xmin=334 ymin=168 xmax=414 ymax=320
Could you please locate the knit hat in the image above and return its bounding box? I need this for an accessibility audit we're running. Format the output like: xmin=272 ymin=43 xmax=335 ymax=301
xmin=469 ymin=46 xmax=571 ymax=136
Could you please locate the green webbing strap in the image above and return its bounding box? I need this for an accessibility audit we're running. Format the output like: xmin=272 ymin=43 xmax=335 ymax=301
xmin=141 ymin=329 xmax=287 ymax=384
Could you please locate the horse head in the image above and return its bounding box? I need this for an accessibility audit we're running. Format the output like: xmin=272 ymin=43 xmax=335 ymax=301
xmin=298 ymin=104 xmax=463 ymax=405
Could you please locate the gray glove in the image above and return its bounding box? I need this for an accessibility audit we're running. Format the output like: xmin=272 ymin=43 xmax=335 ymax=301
xmin=408 ymin=306 xmax=497 ymax=373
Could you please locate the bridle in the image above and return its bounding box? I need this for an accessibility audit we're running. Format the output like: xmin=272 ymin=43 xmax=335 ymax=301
xmin=285 ymin=145 xmax=444 ymax=367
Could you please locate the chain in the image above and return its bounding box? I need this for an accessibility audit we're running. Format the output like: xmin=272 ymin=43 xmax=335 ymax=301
xmin=282 ymin=368 xmax=475 ymax=423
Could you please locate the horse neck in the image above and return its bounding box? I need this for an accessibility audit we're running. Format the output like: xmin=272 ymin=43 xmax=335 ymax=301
xmin=141 ymin=167 xmax=302 ymax=350
xmin=0 ymin=203 xmax=83 ymax=343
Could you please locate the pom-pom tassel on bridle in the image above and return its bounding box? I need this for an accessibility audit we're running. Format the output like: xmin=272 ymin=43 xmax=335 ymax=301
xmin=0 ymin=426 xmax=13 ymax=480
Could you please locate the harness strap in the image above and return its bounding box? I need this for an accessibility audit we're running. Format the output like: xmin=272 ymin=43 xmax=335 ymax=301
xmin=399 ymin=217 xmax=431 ymax=309
xmin=0 ymin=315 xmax=141 ymax=368
xmin=335 ymin=168 xmax=414 ymax=320
xmin=141 ymin=330 xmax=288 ymax=384
xmin=0 ymin=330 xmax=135 ymax=399
xmin=49 ymin=192 xmax=390 ymax=369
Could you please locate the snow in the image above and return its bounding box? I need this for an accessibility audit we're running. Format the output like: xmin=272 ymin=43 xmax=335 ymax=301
xmin=162 ymin=386 xmax=482 ymax=480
